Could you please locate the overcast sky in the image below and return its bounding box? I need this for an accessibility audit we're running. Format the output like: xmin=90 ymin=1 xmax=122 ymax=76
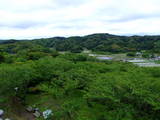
xmin=0 ymin=0 xmax=160 ymax=39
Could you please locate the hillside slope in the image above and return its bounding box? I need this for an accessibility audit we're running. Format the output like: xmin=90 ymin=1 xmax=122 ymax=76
xmin=1 ymin=33 xmax=160 ymax=53
xmin=33 ymin=33 xmax=160 ymax=53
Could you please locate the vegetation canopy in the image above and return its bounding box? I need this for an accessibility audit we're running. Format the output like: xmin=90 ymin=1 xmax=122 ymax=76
xmin=0 ymin=34 xmax=160 ymax=120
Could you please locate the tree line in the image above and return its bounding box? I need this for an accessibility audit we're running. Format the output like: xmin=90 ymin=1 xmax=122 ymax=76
xmin=1 ymin=33 xmax=160 ymax=53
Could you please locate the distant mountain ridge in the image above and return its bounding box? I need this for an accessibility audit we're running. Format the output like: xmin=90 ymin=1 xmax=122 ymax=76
xmin=32 ymin=33 xmax=160 ymax=53
xmin=1 ymin=33 xmax=160 ymax=53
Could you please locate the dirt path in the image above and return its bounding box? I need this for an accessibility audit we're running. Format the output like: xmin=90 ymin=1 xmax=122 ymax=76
xmin=11 ymin=97 xmax=35 ymax=120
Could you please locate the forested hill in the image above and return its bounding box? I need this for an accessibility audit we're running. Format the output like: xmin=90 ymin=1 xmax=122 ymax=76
xmin=1 ymin=33 xmax=160 ymax=53
xmin=0 ymin=40 xmax=20 ymax=44
xmin=32 ymin=33 xmax=160 ymax=53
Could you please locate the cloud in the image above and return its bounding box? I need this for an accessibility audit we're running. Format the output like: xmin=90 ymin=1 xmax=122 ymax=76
xmin=107 ymin=13 xmax=160 ymax=23
xmin=0 ymin=0 xmax=160 ymax=39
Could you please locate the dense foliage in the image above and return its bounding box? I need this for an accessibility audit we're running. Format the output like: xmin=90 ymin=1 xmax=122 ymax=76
xmin=0 ymin=51 xmax=160 ymax=120
xmin=1 ymin=34 xmax=160 ymax=119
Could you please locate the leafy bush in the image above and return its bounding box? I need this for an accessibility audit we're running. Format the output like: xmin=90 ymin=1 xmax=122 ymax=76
xmin=127 ymin=52 xmax=136 ymax=57
xmin=0 ymin=53 xmax=160 ymax=120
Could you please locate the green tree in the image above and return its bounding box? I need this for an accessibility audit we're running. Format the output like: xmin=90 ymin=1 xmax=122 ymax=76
xmin=0 ymin=53 xmax=5 ymax=63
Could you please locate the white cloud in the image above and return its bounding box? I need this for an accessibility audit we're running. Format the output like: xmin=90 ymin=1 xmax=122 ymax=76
xmin=0 ymin=0 xmax=160 ymax=39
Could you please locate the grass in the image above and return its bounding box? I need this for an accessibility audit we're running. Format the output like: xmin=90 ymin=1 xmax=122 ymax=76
xmin=24 ymin=87 xmax=87 ymax=120
xmin=25 ymin=93 xmax=62 ymax=112
xmin=155 ymin=60 xmax=160 ymax=64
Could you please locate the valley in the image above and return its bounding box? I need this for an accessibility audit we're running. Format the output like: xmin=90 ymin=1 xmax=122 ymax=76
xmin=0 ymin=34 xmax=160 ymax=120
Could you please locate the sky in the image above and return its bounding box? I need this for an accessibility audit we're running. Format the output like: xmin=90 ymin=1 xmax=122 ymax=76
xmin=0 ymin=0 xmax=160 ymax=39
